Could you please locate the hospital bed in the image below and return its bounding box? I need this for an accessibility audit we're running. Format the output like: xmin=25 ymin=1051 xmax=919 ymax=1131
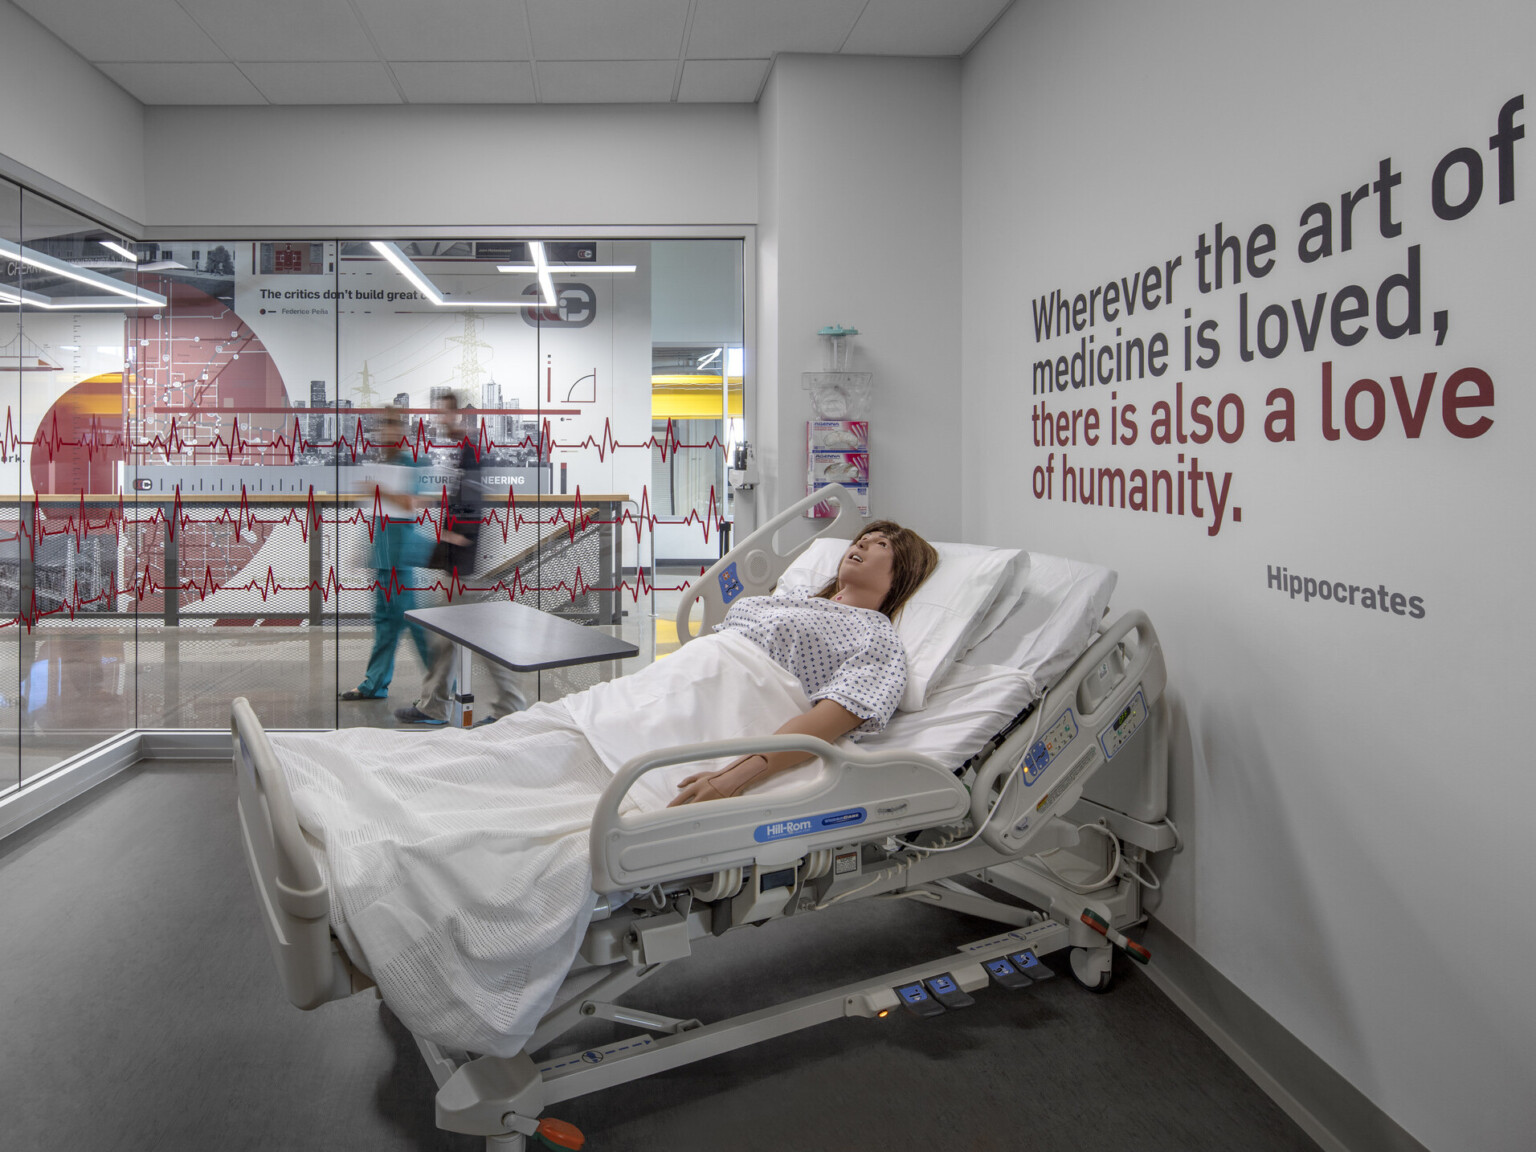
xmin=233 ymin=485 xmax=1175 ymax=1150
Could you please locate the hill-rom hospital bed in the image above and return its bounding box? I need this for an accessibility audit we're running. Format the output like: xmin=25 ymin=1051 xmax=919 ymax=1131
xmin=233 ymin=485 xmax=1176 ymax=1150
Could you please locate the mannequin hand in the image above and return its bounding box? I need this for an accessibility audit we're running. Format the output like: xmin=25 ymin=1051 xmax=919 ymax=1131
xmin=668 ymin=770 xmax=734 ymax=807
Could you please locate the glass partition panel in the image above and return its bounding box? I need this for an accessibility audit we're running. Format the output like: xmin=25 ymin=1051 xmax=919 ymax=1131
xmin=15 ymin=190 xmax=141 ymax=776
xmin=0 ymin=177 xmax=20 ymax=792
xmin=127 ymin=240 xmax=340 ymax=729
xmin=334 ymin=238 xmax=658 ymax=718
xmin=0 ymin=221 xmax=746 ymax=770
xmin=649 ymin=240 xmax=744 ymax=577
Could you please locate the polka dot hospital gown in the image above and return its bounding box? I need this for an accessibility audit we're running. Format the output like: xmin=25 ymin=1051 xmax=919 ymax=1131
xmin=714 ymin=589 xmax=907 ymax=736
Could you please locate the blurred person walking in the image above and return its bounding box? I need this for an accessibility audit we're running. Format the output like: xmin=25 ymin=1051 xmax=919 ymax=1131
xmin=340 ymin=406 xmax=434 ymax=701
xmin=395 ymin=392 xmax=528 ymax=726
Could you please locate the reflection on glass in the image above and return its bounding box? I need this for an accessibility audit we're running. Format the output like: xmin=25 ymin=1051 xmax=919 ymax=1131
xmin=15 ymin=189 xmax=140 ymax=777
xmin=127 ymin=240 xmax=340 ymax=730
xmin=0 ymin=177 xmax=20 ymax=794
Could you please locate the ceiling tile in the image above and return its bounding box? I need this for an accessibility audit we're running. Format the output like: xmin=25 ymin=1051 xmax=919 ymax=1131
xmin=178 ymin=0 xmax=376 ymax=62
xmin=351 ymin=0 xmax=532 ymax=61
xmin=536 ymin=59 xmax=677 ymax=103
xmin=12 ymin=0 xmax=226 ymax=62
xmin=677 ymin=59 xmax=769 ymax=103
xmin=96 ymin=61 xmax=267 ymax=105
xmin=527 ymin=0 xmax=690 ymax=61
xmin=842 ymin=0 xmax=1011 ymax=56
xmin=241 ymin=62 xmax=402 ymax=104
xmin=393 ymin=61 xmax=536 ymax=103
xmin=686 ymin=0 xmax=867 ymax=58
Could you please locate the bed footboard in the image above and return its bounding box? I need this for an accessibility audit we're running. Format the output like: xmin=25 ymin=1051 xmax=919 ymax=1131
xmin=232 ymin=696 xmax=366 ymax=1009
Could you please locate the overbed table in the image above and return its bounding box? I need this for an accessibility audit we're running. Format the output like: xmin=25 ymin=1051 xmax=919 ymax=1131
xmin=405 ymin=601 xmax=639 ymax=726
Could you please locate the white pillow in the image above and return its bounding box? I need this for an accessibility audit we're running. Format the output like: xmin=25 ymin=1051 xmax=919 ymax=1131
xmin=955 ymin=545 xmax=1031 ymax=655
xmin=961 ymin=554 xmax=1117 ymax=689
xmin=775 ymin=537 xmax=1021 ymax=712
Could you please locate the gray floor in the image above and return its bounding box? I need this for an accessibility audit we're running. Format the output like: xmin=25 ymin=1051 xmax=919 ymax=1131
xmin=0 ymin=759 xmax=1321 ymax=1152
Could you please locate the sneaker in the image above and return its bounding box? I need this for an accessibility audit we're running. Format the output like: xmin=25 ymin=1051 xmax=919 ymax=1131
xmin=393 ymin=704 xmax=447 ymax=726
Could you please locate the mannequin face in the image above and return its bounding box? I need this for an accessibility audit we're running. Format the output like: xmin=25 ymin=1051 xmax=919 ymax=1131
xmin=833 ymin=531 xmax=895 ymax=606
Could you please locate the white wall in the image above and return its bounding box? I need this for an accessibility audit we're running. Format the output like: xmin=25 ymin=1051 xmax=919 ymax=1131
xmin=142 ymin=104 xmax=757 ymax=231
xmin=962 ymin=2 xmax=1535 ymax=1149
xmin=756 ymin=55 xmax=962 ymax=540
xmin=0 ymin=0 xmax=144 ymax=224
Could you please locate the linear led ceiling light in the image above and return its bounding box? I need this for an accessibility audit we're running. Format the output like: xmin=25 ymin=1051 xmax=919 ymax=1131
xmin=370 ymin=240 xmax=538 ymax=308
xmin=497 ymin=242 xmax=636 ymax=306
xmin=0 ymin=237 xmax=166 ymax=307
xmin=370 ymin=240 xmax=444 ymax=305
xmin=100 ymin=240 xmax=139 ymax=262
xmin=0 ymin=285 xmax=162 ymax=311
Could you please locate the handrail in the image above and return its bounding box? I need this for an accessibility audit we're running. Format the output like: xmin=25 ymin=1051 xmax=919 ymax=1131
xmin=674 ymin=483 xmax=861 ymax=645
xmin=588 ymin=733 xmax=967 ymax=891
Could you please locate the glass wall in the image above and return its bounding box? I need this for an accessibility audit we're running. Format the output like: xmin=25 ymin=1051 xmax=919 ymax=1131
xmin=3 ymin=181 xmax=147 ymax=782
xmin=0 ymin=196 xmax=745 ymax=791
xmin=0 ymin=177 xmax=18 ymax=793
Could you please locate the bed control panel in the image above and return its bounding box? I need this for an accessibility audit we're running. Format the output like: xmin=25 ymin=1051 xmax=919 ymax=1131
xmin=717 ymin=561 xmax=745 ymax=604
xmin=1023 ymin=708 xmax=1079 ymax=785
xmin=1097 ymin=687 xmax=1148 ymax=760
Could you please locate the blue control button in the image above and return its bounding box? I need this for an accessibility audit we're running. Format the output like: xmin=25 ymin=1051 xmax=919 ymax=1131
xmin=923 ymin=971 xmax=976 ymax=1008
xmin=1008 ymin=950 xmax=1053 ymax=981
xmin=985 ymin=955 xmax=1033 ymax=989
xmin=718 ymin=562 xmax=745 ymax=604
xmin=895 ymin=981 xmax=945 ymax=1016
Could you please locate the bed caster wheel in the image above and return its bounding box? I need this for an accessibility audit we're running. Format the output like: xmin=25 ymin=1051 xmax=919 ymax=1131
xmin=1069 ymin=945 xmax=1114 ymax=993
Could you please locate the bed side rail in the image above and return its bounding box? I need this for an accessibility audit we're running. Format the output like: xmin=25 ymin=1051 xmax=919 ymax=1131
xmin=675 ymin=484 xmax=862 ymax=645
xmin=231 ymin=697 xmax=356 ymax=1010
xmin=590 ymin=734 xmax=969 ymax=891
xmin=969 ymin=611 xmax=1167 ymax=855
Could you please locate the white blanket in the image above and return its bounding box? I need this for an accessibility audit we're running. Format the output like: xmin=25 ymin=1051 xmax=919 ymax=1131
xmin=274 ymin=631 xmax=810 ymax=1057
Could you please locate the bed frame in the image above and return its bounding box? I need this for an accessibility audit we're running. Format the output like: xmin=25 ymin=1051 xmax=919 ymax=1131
xmin=233 ymin=486 xmax=1175 ymax=1150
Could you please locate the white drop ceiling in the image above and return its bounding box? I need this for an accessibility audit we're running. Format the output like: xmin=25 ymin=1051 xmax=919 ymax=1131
xmin=16 ymin=0 xmax=1013 ymax=107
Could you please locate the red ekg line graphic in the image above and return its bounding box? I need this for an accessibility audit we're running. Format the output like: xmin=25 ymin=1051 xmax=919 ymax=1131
xmin=4 ymin=456 xmax=730 ymax=631
xmin=11 ymin=410 xmax=721 ymax=467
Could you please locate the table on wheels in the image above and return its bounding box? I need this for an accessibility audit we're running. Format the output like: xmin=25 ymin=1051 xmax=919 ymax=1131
xmin=405 ymin=601 xmax=639 ymax=726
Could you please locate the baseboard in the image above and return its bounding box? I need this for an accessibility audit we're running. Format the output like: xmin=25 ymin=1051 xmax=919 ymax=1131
xmin=1140 ymin=918 xmax=1427 ymax=1152
xmin=0 ymin=729 xmax=240 ymax=843
xmin=138 ymin=729 xmax=232 ymax=760
xmin=0 ymin=732 xmax=144 ymax=842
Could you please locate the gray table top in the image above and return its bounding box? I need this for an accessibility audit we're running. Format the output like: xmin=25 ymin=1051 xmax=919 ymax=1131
xmin=405 ymin=601 xmax=639 ymax=672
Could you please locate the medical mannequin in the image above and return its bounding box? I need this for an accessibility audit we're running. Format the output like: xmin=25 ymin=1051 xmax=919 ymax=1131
xmin=668 ymin=522 xmax=936 ymax=806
